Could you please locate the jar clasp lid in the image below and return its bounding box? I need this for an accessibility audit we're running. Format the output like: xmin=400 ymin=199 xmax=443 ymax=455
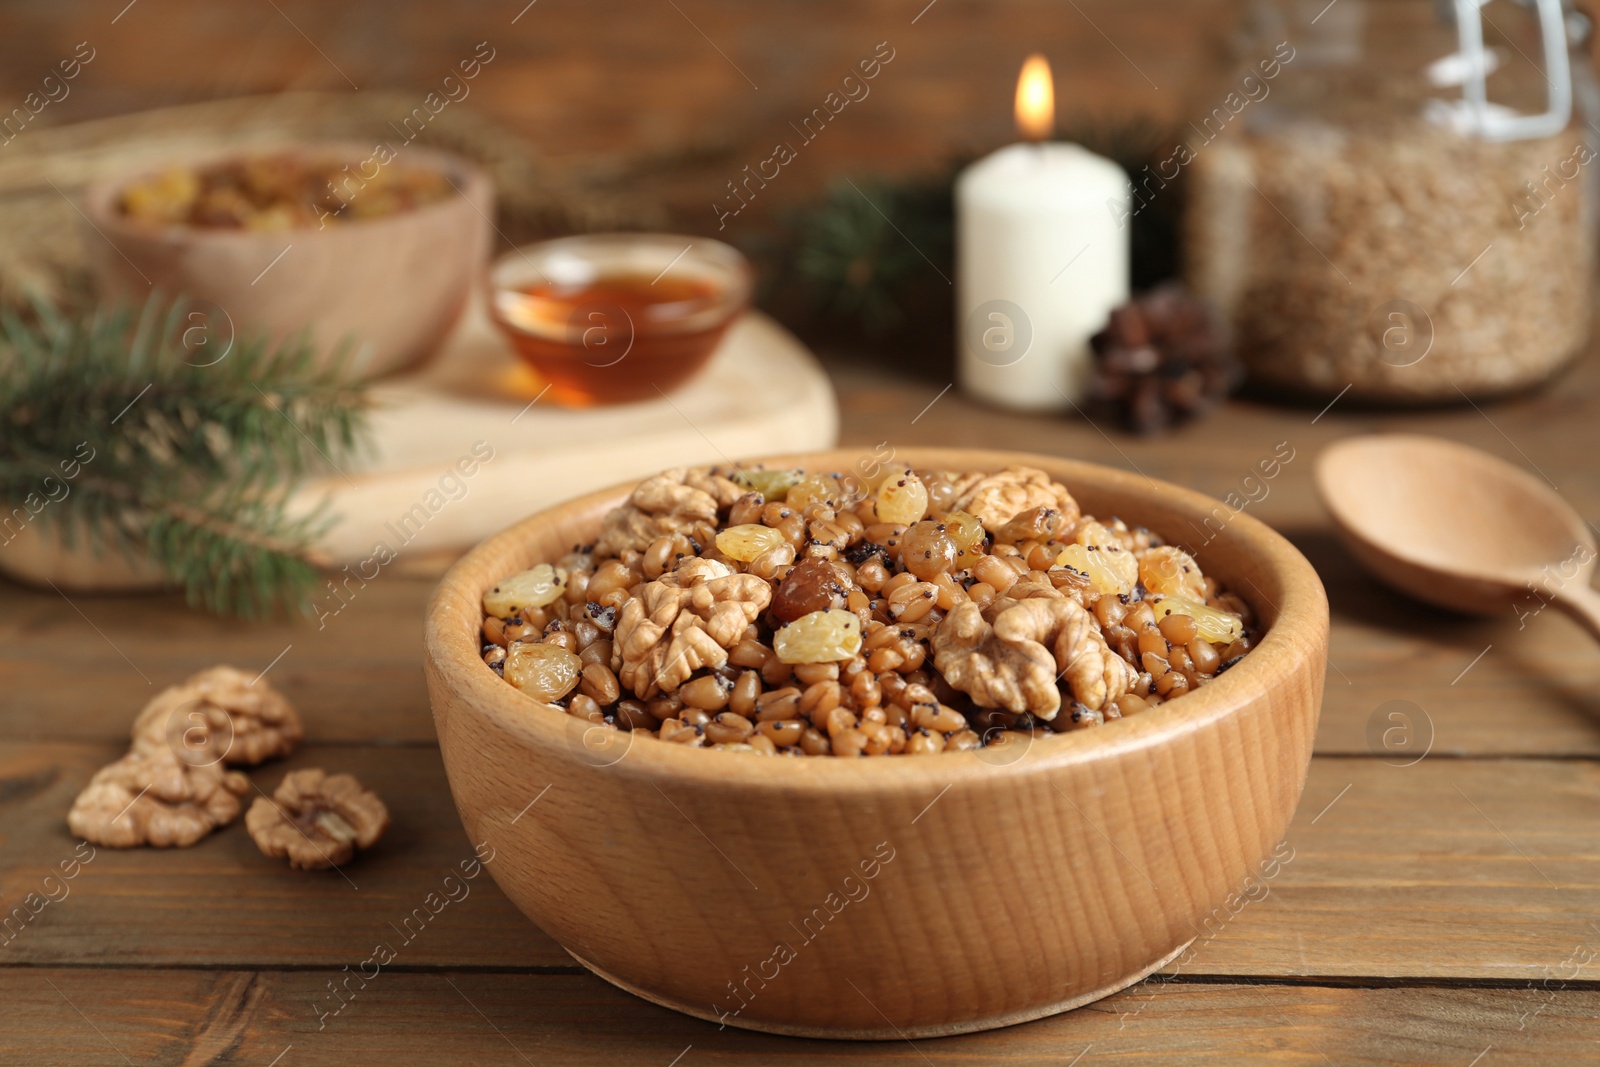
xmin=1431 ymin=0 xmax=1572 ymax=141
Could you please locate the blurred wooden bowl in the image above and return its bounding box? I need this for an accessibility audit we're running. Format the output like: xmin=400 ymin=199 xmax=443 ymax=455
xmin=0 ymin=520 xmax=167 ymax=591
xmin=423 ymin=448 xmax=1329 ymax=1039
xmin=80 ymin=143 xmax=493 ymax=379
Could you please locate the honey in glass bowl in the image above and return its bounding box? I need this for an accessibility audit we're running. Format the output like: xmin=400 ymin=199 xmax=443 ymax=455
xmin=488 ymin=234 xmax=752 ymax=406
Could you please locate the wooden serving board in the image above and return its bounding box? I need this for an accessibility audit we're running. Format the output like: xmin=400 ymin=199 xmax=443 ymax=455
xmin=0 ymin=302 xmax=837 ymax=589
xmin=297 ymin=302 xmax=838 ymax=567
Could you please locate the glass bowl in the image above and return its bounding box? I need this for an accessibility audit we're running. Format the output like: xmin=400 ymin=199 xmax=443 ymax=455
xmin=487 ymin=233 xmax=752 ymax=407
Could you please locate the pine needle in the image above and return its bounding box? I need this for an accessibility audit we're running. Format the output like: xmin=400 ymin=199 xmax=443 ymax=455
xmin=0 ymin=292 xmax=368 ymax=618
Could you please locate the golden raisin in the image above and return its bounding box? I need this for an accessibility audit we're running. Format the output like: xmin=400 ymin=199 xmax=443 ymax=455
xmin=899 ymin=521 xmax=958 ymax=580
xmin=735 ymin=468 xmax=803 ymax=501
xmin=715 ymin=524 xmax=789 ymax=562
xmin=483 ymin=564 xmax=566 ymax=618
xmin=1140 ymin=546 xmax=1207 ymax=601
xmin=1055 ymin=543 xmax=1134 ymax=596
xmin=773 ymin=609 xmax=863 ymax=664
xmin=1152 ymin=595 xmax=1244 ymax=644
xmin=504 ymin=641 xmax=583 ymax=702
xmin=788 ymin=474 xmax=847 ymax=511
xmin=875 ymin=473 xmax=929 ymax=525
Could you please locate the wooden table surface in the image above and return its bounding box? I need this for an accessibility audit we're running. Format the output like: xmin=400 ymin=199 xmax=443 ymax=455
xmin=4 ymin=1 xmax=1600 ymax=1061
xmin=4 ymin=343 xmax=1599 ymax=1065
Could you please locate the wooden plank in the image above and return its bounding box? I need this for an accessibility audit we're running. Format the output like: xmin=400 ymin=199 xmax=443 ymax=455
xmin=5 ymin=744 xmax=1598 ymax=980
xmin=1199 ymin=758 xmax=1600 ymax=981
xmin=0 ymin=744 xmax=556 ymax=970
xmin=0 ymin=969 xmax=1594 ymax=1066
xmin=0 ymin=577 xmax=440 ymax=745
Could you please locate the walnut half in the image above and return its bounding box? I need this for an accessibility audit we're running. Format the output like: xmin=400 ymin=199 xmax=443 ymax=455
xmin=594 ymin=468 xmax=742 ymax=560
xmin=131 ymin=665 xmax=302 ymax=768
xmin=614 ymin=558 xmax=772 ymax=698
xmin=993 ymin=596 xmax=1136 ymax=714
xmin=952 ymin=467 xmax=1080 ymax=534
xmin=933 ymin=597 xmax=1136 ymax=721
xmin=67 ymin=746 xmax=250 ymax=848
xmin=932 ymin=601 xmax=1062 ymax=719
xmin=246 ymin=769 xmax=390 ymax=870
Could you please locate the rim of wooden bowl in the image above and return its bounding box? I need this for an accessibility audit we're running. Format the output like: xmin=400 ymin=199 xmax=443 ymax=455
xmin=80 ymin=140 xmax=492 ymax=244
xmin=425 ymin=447 xmax=1329 ymax=794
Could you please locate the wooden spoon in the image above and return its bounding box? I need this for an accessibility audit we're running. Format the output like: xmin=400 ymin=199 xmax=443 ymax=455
xmin=1315 ymin=433 xmax=1600 ymax=642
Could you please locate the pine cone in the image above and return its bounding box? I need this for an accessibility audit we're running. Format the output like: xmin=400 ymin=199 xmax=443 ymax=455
xmin=1089 ymin=284 xmax=1241 ymax=435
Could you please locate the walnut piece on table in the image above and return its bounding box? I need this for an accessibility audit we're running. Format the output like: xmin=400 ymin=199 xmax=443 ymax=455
xmin=953 ymin=467 xmax=1081 ymax=533
xmin=615 ymin=557 xmax=772 ymax=698
xmin=594 ymin=468 xmax=741 ymax=560
xmin=67 ymin=746 xmax=250 ymax=848
xmin=246 ymin=769 xmax=389 ymax=870
xmin=131 ymin=665 xmax=302 ymax=768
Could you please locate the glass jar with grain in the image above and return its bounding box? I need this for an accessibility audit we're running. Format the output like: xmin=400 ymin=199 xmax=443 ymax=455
xmin=1184 ymin=0 xmax=1598 ymax=401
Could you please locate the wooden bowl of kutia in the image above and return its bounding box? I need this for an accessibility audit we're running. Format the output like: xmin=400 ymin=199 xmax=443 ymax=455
xmin=423 ymin=447 xmax=1328 ymax=1038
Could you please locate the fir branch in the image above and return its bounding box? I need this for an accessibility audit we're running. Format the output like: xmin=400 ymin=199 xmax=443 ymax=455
xmin=784 ymin=173 xmax=955 ymax=336
xmin=0 ymin=293 xmax=368 ymax=618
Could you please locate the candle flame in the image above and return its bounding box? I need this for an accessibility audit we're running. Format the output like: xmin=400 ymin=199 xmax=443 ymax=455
xmin=1015 ymin=54 xmax=1054 ymax=142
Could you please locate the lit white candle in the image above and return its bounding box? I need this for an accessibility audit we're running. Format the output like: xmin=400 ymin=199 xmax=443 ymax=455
xmin=956 ymin=55 xmax=1130 ymax=411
